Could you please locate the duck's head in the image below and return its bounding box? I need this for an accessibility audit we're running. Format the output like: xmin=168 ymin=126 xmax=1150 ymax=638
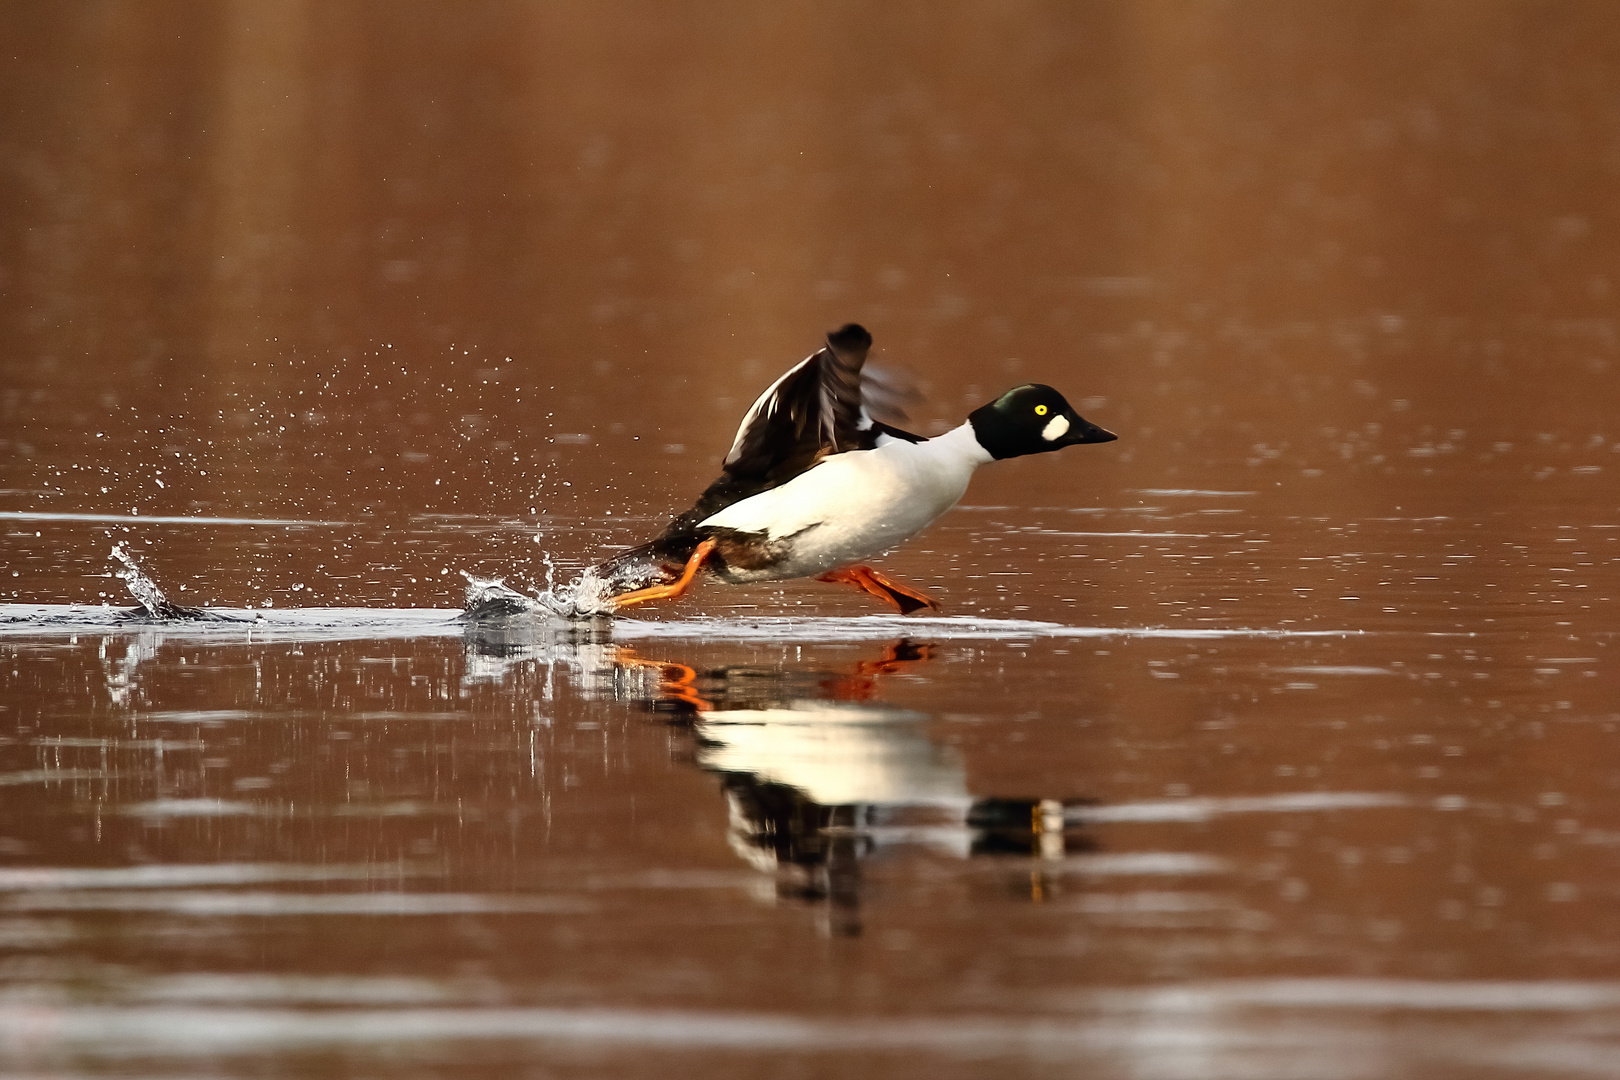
xmin=968 ymin=384 xmax=1118 ymax=460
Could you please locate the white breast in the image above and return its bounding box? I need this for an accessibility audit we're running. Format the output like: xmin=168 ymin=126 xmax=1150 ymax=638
xmin=699 ymin=423 xmax=991 ymax=581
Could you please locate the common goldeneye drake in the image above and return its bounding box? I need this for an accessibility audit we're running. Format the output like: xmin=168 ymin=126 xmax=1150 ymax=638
xmin=589 ymin=323 xmax=1116 ymax=613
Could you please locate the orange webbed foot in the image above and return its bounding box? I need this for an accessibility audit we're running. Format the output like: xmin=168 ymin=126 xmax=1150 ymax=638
xmin=611 ymin=538 xmax=718 ymax=610
xmin=816 ymin=565 xmax=939 ymax=615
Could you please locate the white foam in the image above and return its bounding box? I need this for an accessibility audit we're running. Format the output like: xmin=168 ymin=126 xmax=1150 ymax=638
xmin=614 ymin=616 xmax=1363 ymax=643
xmin=1075 ymin=792 xmax=1411 ymax=823
xmin=0 ymin=604 xmax=1365 ymax=643
xmin=0 ymin=605 xmax=469 ymax=641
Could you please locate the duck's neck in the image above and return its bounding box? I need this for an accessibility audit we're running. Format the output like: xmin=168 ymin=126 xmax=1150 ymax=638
xmin=929 ymin=422 xmax=995 ymax=467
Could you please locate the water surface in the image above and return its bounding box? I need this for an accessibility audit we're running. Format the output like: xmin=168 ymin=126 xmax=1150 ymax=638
xmin=3 ymin=4 xmax=1620 ymax=1077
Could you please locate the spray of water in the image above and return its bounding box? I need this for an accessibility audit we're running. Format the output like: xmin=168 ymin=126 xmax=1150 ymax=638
xmin=461 ymin=564 xmax=617 ymax=621
xmin=107 ymin=538 xmax=619 ymax=627
xmin=109 ymin=543 xmax=216 ymax=621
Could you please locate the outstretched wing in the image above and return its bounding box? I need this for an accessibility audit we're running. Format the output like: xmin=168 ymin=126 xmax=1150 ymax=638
xmin=720 ymin=322 xmax=872 ymax=479
xmin=638 ymin=323 xmax=923 ymax=546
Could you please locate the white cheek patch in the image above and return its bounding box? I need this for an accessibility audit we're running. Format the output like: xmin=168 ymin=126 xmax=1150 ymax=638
xmin=1040 ymin=414 xmax=1070 ymax=441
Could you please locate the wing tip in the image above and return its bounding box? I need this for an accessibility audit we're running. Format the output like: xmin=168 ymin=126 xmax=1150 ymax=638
xmin=827 ymin=323 xmax=872 ymax=353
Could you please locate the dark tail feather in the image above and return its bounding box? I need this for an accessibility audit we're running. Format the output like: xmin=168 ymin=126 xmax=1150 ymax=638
xmin=588 ymin=533 xmax=703 ymax=596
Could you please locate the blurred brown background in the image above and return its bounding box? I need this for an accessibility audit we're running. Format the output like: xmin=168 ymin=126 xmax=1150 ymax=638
xmin=2 ymin=1 xmax=1617 ymax=602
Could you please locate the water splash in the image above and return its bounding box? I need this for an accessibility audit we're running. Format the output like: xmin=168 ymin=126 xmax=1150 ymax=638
xmin=460 ymin=568 xmax=616 ymax=621
xmin=110 ymin=544 xmax=216 ymax=621
xmin=461 ymin=575 xmax=544 ymax=618
xmin=557 ymin=568 xmax=618 ymax=617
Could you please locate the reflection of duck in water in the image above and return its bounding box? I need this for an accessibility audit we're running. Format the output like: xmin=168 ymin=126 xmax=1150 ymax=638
xmin=621 ymin=640 xmax=1093 ymax=935
xmin=590 ymin=324 xmax=1116 ymax=613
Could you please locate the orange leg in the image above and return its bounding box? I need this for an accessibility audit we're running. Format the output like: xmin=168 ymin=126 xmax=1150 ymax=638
xmin=612 ymin=538 xmax=718 ymax=610
xmin=816 ymin=565 xmax=939 ymax=615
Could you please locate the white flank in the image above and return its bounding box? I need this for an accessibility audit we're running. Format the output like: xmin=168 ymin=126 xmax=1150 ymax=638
xmin=1041 ymin=414 xmax=1070 ymax=441
xmin=699 ymin=423 xmax=992 ymax=580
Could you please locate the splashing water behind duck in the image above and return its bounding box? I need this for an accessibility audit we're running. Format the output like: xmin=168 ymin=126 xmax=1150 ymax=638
xmin=110 ymin=543 xmax=212 ymax=620
xmin=460 ymin=564 xmax=618 ymax=621
xmin=109 ymin=539 xmax=616 ymax=626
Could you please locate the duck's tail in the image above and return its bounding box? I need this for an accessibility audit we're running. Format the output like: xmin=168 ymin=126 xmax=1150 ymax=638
xmin=586 ymin=532 xmax=705 ymax=599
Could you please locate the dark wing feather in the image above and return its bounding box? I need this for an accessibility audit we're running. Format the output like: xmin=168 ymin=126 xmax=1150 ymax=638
xmin=721 ymin=323 xmax=872 ymax=477
xmin=640 ymin=325 xmax=874 ymax=544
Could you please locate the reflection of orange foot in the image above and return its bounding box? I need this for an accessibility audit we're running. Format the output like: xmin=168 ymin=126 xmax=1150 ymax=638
xmin=817 ymin=565 xmax=939 ymax=615
xmin=854 ymin=640 xmax=935 ymax=678
xmin=613 ymin=647 xmax=711 ymax=710
xmin=612 ymin=539 xmax=718 ymax=610
xmin=828 ymin=640 xmax=937 ymax=700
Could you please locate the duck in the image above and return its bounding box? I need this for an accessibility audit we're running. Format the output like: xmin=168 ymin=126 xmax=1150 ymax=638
xmin=587 ymin=323 xmax=1117 ymax=613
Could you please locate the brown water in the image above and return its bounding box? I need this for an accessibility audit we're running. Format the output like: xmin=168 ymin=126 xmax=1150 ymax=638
xmin=3 ymin=4 xmax=1620 ymax=1077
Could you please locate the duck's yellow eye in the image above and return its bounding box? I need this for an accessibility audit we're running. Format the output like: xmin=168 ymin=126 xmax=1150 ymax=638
xmin=1034 ymin=404 xmax=1048 ymax=416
